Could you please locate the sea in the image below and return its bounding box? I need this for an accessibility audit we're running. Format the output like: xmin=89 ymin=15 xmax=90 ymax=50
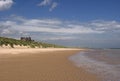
xmin=69 ymin=49 xmax=120 ymax=81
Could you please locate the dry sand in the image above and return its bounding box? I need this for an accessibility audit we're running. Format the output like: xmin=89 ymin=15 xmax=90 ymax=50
xmin=0 ymin=48 xmax=100 ymax=81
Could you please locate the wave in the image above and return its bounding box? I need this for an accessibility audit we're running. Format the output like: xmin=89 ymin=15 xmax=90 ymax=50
xmin=69 ymin=51 xmax=120 ymax=81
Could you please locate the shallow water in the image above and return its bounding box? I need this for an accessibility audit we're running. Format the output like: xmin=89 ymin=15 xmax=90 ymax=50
xmin=69 ymin=49 xmax=120 ymax=81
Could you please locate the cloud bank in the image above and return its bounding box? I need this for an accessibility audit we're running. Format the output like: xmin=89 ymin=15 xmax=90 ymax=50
xmin=0 ymin=0 xmax=13 ymax=11
xmin=0 ymin=16 xmax=120 ymax=41
xmin=1 ymin=16 xmax=120 ymax=35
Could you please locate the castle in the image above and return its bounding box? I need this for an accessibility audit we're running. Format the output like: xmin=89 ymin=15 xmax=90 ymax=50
xmin=20 ymin=37 xmax=34 ymax=42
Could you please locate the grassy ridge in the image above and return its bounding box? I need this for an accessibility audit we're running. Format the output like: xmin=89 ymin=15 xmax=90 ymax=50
xmin=0 ymin=37 xmax=65 ymax=48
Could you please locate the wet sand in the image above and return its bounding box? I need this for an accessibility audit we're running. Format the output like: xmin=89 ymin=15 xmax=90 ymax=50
xmin=0 ymin=48 xmax=100 ymax=81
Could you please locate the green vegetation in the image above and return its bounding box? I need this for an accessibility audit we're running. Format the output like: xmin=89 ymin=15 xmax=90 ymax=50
xmin=0 ymin=37 xmax=65 ymax=48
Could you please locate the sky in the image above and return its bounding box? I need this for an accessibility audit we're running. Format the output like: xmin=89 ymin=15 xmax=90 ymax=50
xmin=0 ymin=0 xmax=120 ymax=48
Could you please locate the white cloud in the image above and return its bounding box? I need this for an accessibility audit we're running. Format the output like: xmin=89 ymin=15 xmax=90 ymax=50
xmin=6 ymin=20 xmax=103 ymax=34
xmin=49 ymin=2 xmax=58 ymax=11
xmin=90 ymin=20 xmax=120 ymax=32
xmin=1 ymin=16 xmax=120 ymax=34
xmin=38 ymin=0 xmax=51 ymax=6
xmin=38 ymin=0 xmax=58 ymax=11
xmin=23 ymin=19 xmax=62 ymax=26
xmin=0 ymin=0 xmax=13 ymax=11
xmin=1 ymin=29 xmax=12 ymax=34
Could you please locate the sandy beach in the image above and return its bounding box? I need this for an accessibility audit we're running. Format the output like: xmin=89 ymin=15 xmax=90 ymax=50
xmin=0 ymin=48 xmax=100 ymax=81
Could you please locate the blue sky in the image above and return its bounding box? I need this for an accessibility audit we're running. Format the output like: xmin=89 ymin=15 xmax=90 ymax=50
xmin=0 ymin=0 xmax=120 ymax=48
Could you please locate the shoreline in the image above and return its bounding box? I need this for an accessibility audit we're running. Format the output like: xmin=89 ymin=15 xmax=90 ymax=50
xmin=0 ymin=48 xmax=83 ymax=55
xmin=0 ymin=48 xmax=100 ymax=81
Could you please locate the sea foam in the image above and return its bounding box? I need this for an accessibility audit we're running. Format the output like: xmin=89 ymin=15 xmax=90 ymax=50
xmin=69 ymin=50 xmax=120 ymax=81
